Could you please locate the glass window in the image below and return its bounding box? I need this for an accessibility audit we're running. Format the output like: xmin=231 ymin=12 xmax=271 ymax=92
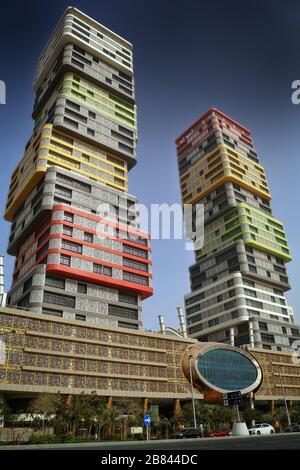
xmin=64 ymin=212 xmax=74 ymax=223
xmin=77 ymin=282 xmax=87 ymax=294
xmin=93 ymin=263 xmax=112 ymax=277
xmin=43 ymin=291 xmax=75 ymax=308
xmin=61 ymin=240 xmax=82 ymax=254
xmin=45 ymin=276 xmax=65 ymax=289
xmin=123 ymin=257 xmax=148 ymax=272
xmin=123 ymin=271 xmax=149 ymax=286
xmin=62 ymin=225 xmax=73 ymax=237
xmin=60 ymin=254 xmax=71 ymax=266
xmin=84 ymin=232 xmax=93 ymax=243
xmin=108 ymin=304 xmax=138 ymax=320
xmin=197 ymin=348 xmax=258 ymax=391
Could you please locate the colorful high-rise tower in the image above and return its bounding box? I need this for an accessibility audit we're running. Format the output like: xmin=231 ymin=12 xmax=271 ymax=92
xmin=177 ymin=108 xmax=299 ymax=351
xmin=5 ymin=7 xmax=153 ymax=329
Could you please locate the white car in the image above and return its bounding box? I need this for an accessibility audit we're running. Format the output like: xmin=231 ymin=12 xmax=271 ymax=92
xmin=249 ymin=423 xmax=275 ymax=435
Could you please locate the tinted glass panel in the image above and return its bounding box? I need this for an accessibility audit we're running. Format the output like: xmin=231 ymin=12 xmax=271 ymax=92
xmin=197 ymin=348 xmax=258 ymax=391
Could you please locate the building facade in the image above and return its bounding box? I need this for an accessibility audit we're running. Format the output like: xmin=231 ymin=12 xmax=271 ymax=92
xmin=5 ymin=7 xmax=153 ymax=329
xmin=182 ymin=341 xmax=300 ymax=406
xmin=0 ymin=306 xmax=200 ymax=410
xmin=176 ymin=108 xmax=299 ymax=351
xmin=1 ymin=307 xmax=300 ymax=412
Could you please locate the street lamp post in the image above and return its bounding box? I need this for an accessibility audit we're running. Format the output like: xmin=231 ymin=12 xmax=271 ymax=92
xmin=189 ymin=354 xmax=197 ymax=429
xmin=279 ymin=368 xmax=291 ymax=427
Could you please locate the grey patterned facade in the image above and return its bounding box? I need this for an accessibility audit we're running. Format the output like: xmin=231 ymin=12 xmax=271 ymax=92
xmin=8 ymin=166 xmax=139 ymax=256
xmin=33 ymin=82 xmax=137 ymax=167
xmin=177 ymin=108 xmax=298 ymax=352
xmin=198 ymin=182 xmax=273 ymax=228
xmin=5 ymin=7 xmax=153 ymax=329
xmin=33 ymin=42 xmax=134 ymax=117
xmin=8 ymin=265 xmax=143 ymax=329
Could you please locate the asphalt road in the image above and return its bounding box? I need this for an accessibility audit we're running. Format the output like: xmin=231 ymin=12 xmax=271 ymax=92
xmin=1 ymin=432 xmax=300 ymax=450
xmin=68 ymin=433 xmax=300 ymax=450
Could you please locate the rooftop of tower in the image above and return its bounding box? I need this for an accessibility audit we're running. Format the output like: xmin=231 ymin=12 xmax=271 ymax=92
xmin=34 ymin=6 xmax=134 ymax=91
xmin=38 ymin=6 xmax=133 ymax=62
xmin=175 ymin=107 xmax=251 ymax=145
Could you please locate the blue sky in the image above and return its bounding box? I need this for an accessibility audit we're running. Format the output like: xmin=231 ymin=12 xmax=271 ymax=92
xmin=0 ymin=0 xmax=299 ymax=329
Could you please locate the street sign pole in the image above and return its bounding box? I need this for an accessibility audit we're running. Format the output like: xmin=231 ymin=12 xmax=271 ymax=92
xmin=223 ymin=391 xmax=242 ymax=421
xmin=236 ymin=404 xmax=240 ymax=422
xmin=189 ymin=355 xmax=197 ymax=429
xmin=144 ymin=413 xmax=151 ymax=441
xmin=279 ymin=369 xmax=291 ymax=427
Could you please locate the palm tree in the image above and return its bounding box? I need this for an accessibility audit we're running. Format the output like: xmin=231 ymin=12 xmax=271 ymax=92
xmin=290 ymin=404 xmax=300 ymax=425
xmin=115 ymin=400 xmax=144 ymax=440
xmin=210 ymin=405 xmax=235 ymax=430
xmin=52 ymin=393 xmax=73 ymax=435
xmin=242 ymin=408 xmax=263 ymax=427
xmin=90 ymin=401 xmax=120 ymax=440
xmin=160 ymin=416 xmax=172 ymax=439
xmin=262 ymin=407 xmax=287 ymax=432
xmin=29 ymin=393 xmax=57 ymax=432
xmin=180 ymin=402 xmax=235 ymax=433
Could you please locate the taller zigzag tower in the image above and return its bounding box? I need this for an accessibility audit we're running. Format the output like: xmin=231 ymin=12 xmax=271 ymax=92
xmin=5 ymin=7 xmax=153 ymax=329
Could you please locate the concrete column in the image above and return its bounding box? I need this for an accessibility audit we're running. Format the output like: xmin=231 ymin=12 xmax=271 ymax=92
xmin=249 ymin=321 xmax=255 ymax=347
xmin=66 ymin=394 xmax=73 ymax=408
xmin=106 ymin=396 xmax=113 ymax=408
xmin=173 ymin=399 xmax=181 ymax=417
xmin=230 ymin=327 xmax=235 ymax=346
xmin=143 ymin=398 xmax=149 ymax=414
xmin=270 ymin=400 xmax=275 ymax=415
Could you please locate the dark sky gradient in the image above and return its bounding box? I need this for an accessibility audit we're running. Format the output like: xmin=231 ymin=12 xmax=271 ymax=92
xmin=0 ymin=0 xmax=299 ymax=329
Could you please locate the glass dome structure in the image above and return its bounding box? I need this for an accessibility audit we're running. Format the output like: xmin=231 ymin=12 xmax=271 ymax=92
xmin=182 ymin=342 xmax=262 ymax=395
xmin=197 ymin=348 xmax=259 ymax=392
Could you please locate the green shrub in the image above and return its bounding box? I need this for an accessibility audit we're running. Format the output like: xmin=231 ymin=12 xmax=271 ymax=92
xmin=28 ymin=434 xmax=57 ymax=445
xmin=27 ymin=434 xmax=96 ymax=445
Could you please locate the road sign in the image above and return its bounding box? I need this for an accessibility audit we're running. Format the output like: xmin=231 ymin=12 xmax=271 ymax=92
xmin=144 ymin=414 xmax=151 ymax=427
xmin=224 ymin=391 xmax=242 ymax=406
xmin=131 ymin=427 xmax=143 ymax=435
xmin=229 ymin=397 xmax=242 ymax=406
xmin=227 ymin=391 xmax=241 ymax=399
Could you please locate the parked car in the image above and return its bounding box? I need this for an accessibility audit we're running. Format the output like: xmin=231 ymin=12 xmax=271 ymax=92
xmin=248 ymin=423 xmax=275 ymax=435
xmin=208 ymin=429 xmax=231 ymax=437
xmin=284 ymin=423 xmax=300 ymax=433
xmin=173 ymin=428 xmax=202 ymax=439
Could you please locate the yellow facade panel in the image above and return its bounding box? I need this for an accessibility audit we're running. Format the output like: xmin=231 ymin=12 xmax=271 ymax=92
xmin=5 ymin=124 xmax=129 ymax=221
xmin=180 ymin=143 xmax=271 ymax=205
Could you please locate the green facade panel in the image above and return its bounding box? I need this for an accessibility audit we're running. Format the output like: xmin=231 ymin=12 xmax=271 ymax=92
xmin=195 ymin=202 xmax=291 ymax=262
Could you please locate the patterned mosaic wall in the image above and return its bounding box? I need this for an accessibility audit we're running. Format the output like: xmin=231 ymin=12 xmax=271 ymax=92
xmin=0 ymin=308 xmax=194 ymax=399
xmin=249 ymin=347 xmax=300 ymax=400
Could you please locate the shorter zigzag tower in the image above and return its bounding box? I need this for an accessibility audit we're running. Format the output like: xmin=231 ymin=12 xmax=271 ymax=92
xmin=176 ymin=108 xmax=299 ymax=351
xmin=5 ymin=7 xmax=153 ymax=329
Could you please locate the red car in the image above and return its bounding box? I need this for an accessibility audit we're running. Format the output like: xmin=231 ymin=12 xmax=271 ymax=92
xmin=208 ymin=430 xmax=231 ymax=437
